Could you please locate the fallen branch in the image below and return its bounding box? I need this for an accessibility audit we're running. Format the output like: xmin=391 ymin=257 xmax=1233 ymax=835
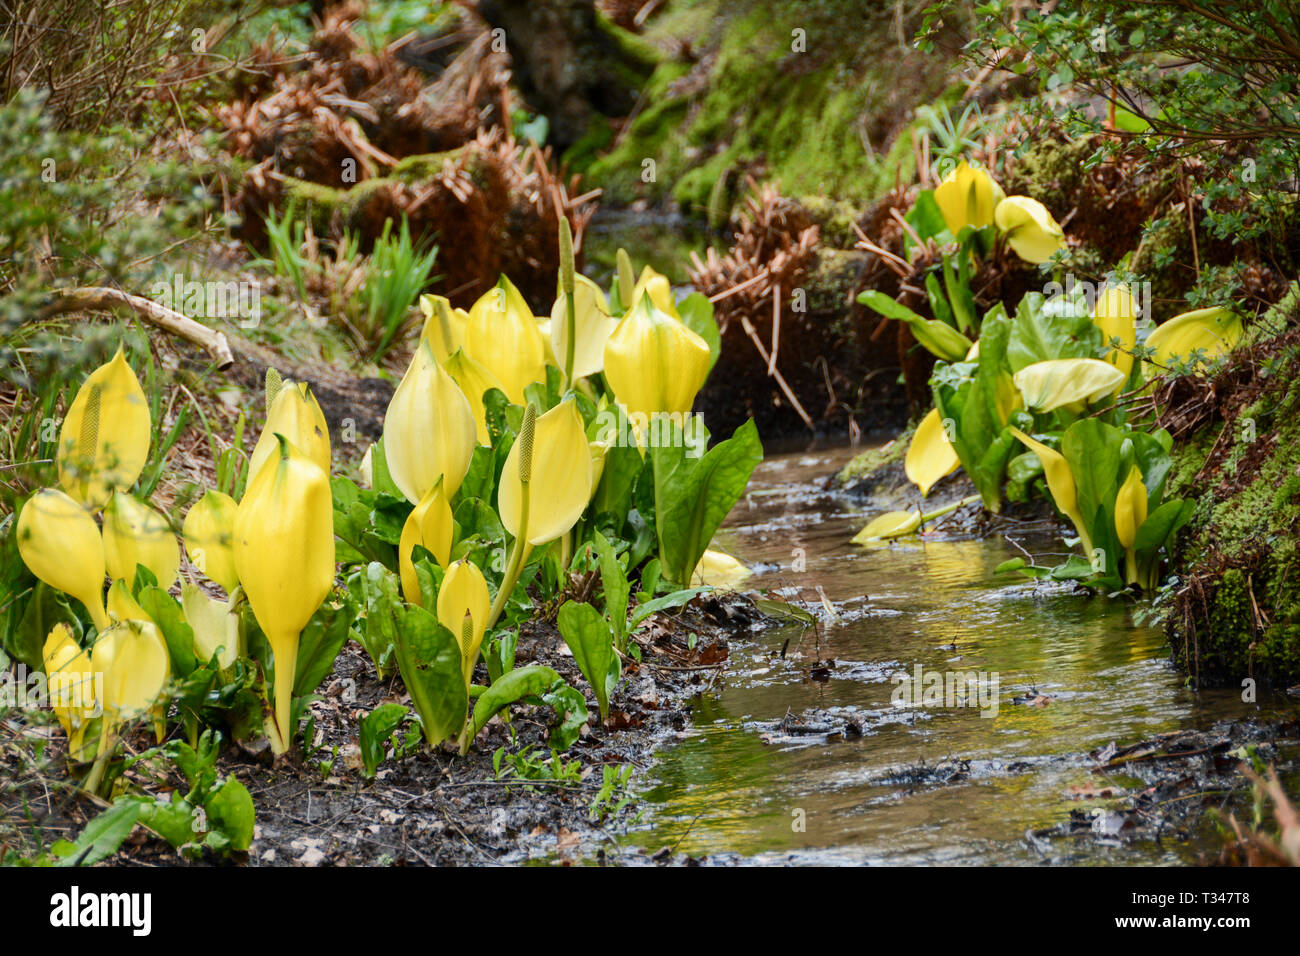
xmin=38 ymin=287 xmax=235 ymax=369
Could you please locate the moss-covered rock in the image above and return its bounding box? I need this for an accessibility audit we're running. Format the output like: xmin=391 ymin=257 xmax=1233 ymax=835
xmin=1166 ymin=288 xmax=1300 ymax=686
xmin=584 ymin=0 xmax=953 ymax=212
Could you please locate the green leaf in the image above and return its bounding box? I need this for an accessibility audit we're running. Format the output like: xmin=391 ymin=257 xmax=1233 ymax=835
xmin=592 ymin=531 xmax=629 ymax=649
xmin=678 ymin=293 xmax=721 ymax=372
xmin=752 ymin=597 xmax=817 ymax=627
xmin=393 ymin=604 xmax=467 ymax=748
xmin=629 ymin=587 xmax=708 ymax=630
xmin=1134 ymin=498 xmax=1195 ymax=553
xmin=204 ymin=777 xmax=255 ymax=852
xmin=466 ymin=665 xmax=562 ymax=743
xmin=651 ymin=418 xmax=763 ymax=584
xmin=54 ymin=800 xmax=141 ymax=866
xmin=557 ymin=601 xmax=617 ymax=723
xmin=294 ymin=597 xmax=354 ymax=698
xmin=137 ymin=586 xmax=197 ymax=677
xmin=368 ymin=438 xmax=405 ymax=500
xmin=1006 ymin=292 xmax=1103 ymax=372
xmin=359 ymin=703 xmax=410 ymax=779
xmin=12 ymin=581 xmax=74 ymax=670
xmin=543 ymin=681 xmax=589 ymax=750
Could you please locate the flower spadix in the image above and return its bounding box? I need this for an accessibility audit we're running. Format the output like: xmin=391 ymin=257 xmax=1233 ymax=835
xmin=399 ymin=478 xmax=453 ymax=606
xmin=995 ymin=196 xmax=1065 ymax=264
xmin=437 ymin=560 xmax=490 ymax=686
xmin=498 ymin=399 xmax=593 ymax=547
xmin=465 ymin=276 xmax=547 ymax=403
xmin=182 ymin=489 xmax=239 ymax=593
xmin=248 ymin=380 xmax=330 ymax=482
xmin=934 ymin=160 xmax=1003 ymax=234
xmin=604 ymin=295 xmax=711 ymax=418
xmin=17 ymin=488 xmax=109 ymax=630
xmin=57 ymin=346 xmax=151 ymax=511
xmin=233 ymin=434 xmax=334 ymax=754
xmin=1009 ymin=429 xmax=1091 ymax=554
xmin=906 ymin=407 xmax=960 ymax=496
xmin=102 ymin=491 xmax=179 ymax=590
xmin=384 ymin=338 xmax=477 ymax=504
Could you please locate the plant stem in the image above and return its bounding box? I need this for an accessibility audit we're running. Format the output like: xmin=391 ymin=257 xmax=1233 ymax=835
xmin=487 ymin=487 xmax=530 ymax=630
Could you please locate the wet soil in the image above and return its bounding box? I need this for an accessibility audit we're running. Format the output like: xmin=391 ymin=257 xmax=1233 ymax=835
xmin=1 ymin=594 xmax=754 ymax=867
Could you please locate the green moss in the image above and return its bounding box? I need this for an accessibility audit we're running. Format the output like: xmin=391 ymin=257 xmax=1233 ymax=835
xmin=1170 ymin=307 xmax=1300 ymax=684
xmin=797 ymin=196 xmax=859 ymax=250
xmin=837 ymin=421 xmax=915 ymax=484
xmin=1002 ymin=137 xmax=1092 ymax=213
xmin=587 ymin=0 xmax=950 ymax=210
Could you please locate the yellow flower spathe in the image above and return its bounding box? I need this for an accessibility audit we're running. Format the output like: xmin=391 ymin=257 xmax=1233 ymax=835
xmin=1093 ymin=285 xmax=1137 ymax=383
xmin=934 ymin=160 xmax=1003 ymax=234
xmin=383 ymin=339 xmax=477 ymax=504
xmin=498 ymin=399 xmax=593 ymax=546
xmin=994 ymin=196 xmax=1065 ymax=264
xmin=437 ymin=559 xmax=490 ymax=687
xmin=464 ymin=276 xmax=547 ymax=403
xmin=399 ymin=478 xmax=454 ymax=606
xmin=905 ymin=408 xmax=960 ymax=497
xmin=233 ymin=435 xmax=335 ymax=753
xmin=1145 ymin=306 xmax=1242 ymax=371
xmin=102 ymin=491 xmax=179 ymax=591
xmin=1013 ymin=358 xmax=1126 ymax=413
xmin=248 ymin=380 xmax=330 ymax=483
xmin=93 ymin=619 xmax=169 ymax=723
xmin=57 ymin=347 xmax=151 ymax=511
xmin=690 ymin=549 xmax=752 ymax=590
xmin=182 ymin=489 xmax=239 ymax=594
xmin=43 ymin=623 xmax=97 ymax=759
xmin=17 ymin=488 xmax=109 ymax=630
xmin=1009 ymin=428 xmax=1091 ymax=555
xmin=418 ymin=294 xmax=468 ymax=361
xmin=603 ymin=296 xmax=711 ymax=418
xmin=443 ymin=348 xmax=506 ymax=446
xmin=630 ymin=265 xmax=680 ymax=319
xmin=551 ymin=274 xmax=618 ymax=381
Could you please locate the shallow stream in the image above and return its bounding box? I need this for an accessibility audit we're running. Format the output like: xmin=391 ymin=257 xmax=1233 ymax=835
xmin=628 ymin=444 xmax=1295 ymax=864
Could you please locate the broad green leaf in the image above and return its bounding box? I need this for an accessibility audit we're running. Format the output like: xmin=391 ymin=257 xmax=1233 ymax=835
xmin=205 ymin=777 xmax=255 ymax=852
xmin=294 ymin=598 xmax=354 ymax=698
xmin=1006 ymin=292 xmax=1103 ymax=372
xmin=593 ymin=531 xmax=629 ymax=648
xmin=393 ymin=604 xmax=467 ymax=748
xmin=467 ymin=665 xmax=562 ymax=742
xmin=557 ymin=600 xmax=617 ymax=723
xmin=651 ymin=418 xmax=763 ymax=584
xmin=359 ymin=702 xmax=410 ymax=779
xmin=54 ymin=800 xmax=141 ymax=866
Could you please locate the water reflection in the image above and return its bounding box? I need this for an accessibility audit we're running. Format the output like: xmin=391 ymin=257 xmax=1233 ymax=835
xmin=631 ymin=444 xmax=1286 ymax=864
